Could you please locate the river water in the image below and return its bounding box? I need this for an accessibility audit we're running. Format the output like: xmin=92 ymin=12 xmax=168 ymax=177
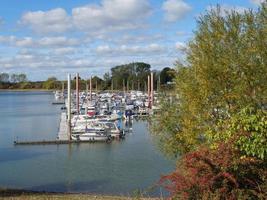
xmin=0 ymin=91 xmax=174 ymax=196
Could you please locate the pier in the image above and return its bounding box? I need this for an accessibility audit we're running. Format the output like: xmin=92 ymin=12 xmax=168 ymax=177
xmin=57 ymin=112 xmax=69 ymax=140
xmin=14 ymin=139 xmax=111 ymax=145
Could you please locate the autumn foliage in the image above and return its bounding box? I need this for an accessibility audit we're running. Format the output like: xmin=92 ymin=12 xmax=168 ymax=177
xmin=160 ymin=142 xmax=267 ymax=199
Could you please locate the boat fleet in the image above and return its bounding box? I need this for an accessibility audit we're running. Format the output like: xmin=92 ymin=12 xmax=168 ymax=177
xmin=55 ymin=73 xmax=159 ymax=143
xmin=56 ymin=90 xmax=159 ymax=142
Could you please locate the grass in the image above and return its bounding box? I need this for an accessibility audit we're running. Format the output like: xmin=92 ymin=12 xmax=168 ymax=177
xmin=0 ymin=189 xmax=162 ymax=200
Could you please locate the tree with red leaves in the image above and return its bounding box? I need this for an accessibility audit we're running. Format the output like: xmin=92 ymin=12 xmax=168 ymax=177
xmin=160 ymin=142 xmax=267 ymax=199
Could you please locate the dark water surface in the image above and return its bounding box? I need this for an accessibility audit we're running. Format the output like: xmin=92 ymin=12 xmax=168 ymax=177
xmin=0 ymin=91 xmax=174 ymax=196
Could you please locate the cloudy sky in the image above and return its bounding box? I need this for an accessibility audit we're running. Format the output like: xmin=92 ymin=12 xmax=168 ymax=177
xmin=0 ymin=0 xmax=264 ymax=80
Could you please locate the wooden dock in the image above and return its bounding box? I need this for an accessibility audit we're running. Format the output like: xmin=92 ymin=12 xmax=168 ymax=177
xmin=13 ymin=112 xmax=113 ymax=145
xmin=57 ymin=112 xmax=69 ymax=140
xmin=14 ymin=139 xmax=110 ymax=145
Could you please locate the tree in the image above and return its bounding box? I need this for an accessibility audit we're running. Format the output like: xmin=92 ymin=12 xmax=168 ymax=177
xmin=154 ymin=3 xmax=267 ymax=199
xmin=17 ymin=73 xmax=27 ymax=82
xmin=103 ymin=72 xmax=111 ymax=89
xmin=160 ymin=67 xmax=176 ymax=84
xmin=153 ymin=4 xmax=267 ymax=156
xmin=0 ymin=73 xmax=9 ymax=82
xmin=43 ymin=76 xmax=58 ymax=89
xmin=111 ymin=62 xmax=151 ymax=90
xmin=160 ymin=141 xmax=267 ymax=199
xmin=10 ymin=74 xmax=18 ymax=83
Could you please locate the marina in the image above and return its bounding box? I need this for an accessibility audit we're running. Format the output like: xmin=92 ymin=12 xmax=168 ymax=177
xmin=0 ymin=88 xmax=173 ymax=196
xmin=14 ymin=73 xmax=160 ymax=146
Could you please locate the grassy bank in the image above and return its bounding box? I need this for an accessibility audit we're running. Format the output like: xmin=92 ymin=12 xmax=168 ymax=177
xmin=0 ymin=189 xmax=161 ymax=200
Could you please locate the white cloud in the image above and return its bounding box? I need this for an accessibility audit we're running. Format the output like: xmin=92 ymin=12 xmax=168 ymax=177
xmin=38 ymin=37 xmax=79 ymax=47
xmin=175 ymin=42 xmax=187 ymax=51
xmin=19 ymin=0 xmax=151 ymax=34
xmin=96 ymin=43 xmax=165 ymax=55
xmin=250 ymin=0 xmax=265 ymax=5
xmin=15 ymin=37 xmax=34 ymax=47
xmin=207 ymin=5 xmax=248 ymax=16
xmin=20 ymin=8 xmax=71 ymax=33
xmin=53 ymin=47 xmax=76 ymax=55
xmin=96 ymin=45 xmax=112 ymax=54
xmin=0 ymin=35 xmax=80 ymax=48
xmin=0 ymin=35 xmax=16 ymax=44
xmin=72 ymin=0 xmax=151 ymax=32
xmin=162 ymin=0 xmax=191 ymax=22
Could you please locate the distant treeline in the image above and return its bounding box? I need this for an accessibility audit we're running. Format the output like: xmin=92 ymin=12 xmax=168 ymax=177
xmin=0 ymin=62 xmax=176 ymax=90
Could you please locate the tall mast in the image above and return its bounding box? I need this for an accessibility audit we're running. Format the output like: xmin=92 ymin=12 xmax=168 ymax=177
xmin=151 ymin=72 xmax=154 ymax=108
xmin=148 ymin=75 xmax=150 ymax=108
xmin=76 ymin=73 xmax=79 ymax=114
xmin=67 ymin=74 xmax=72 ymax=140
xmin=90 ymin=76 xmax=92 ymax=101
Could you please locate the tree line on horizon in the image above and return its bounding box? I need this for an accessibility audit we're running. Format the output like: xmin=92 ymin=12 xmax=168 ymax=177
xmin=0 ymin=63 xmax=176 ymax=90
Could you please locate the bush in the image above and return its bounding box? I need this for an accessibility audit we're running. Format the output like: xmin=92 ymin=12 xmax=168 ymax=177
xmin=159 ymin=142 xmax=267 ymax=199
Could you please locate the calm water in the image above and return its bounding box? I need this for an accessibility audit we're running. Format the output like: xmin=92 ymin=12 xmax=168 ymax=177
xmin=0 ymin=91 xmax=174 ymax=196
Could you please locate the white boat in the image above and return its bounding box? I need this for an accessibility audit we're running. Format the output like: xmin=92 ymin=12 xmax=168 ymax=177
xmin=72 ymin=132 xmax=109 ymax=141
xmin=98 ymin=121 xmax=122 ymax=138
xmin=54 ymin=91 xmax=64 ymax=99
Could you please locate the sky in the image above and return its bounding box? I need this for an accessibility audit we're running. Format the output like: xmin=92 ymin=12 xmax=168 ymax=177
xmin=0 ymin=0 xmax=264 ymax=80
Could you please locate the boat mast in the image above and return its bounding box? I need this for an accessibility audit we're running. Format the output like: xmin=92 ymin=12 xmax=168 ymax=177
xmin=76 ymin=73 xmax=79 ymax=115
xmin=67 ymin=74 xmax=72 ymax=140
xmin=151 ymin=72 xmax=154 ymax=108
xmin=147 ymin=75 xmax=150 ymax=108
xmin=90 ymin=76 xmax=92 ymax=101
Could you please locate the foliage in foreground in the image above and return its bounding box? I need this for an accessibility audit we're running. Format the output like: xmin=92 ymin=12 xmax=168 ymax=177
xmin=153 ymin=3 xmax=267 ymax=157
xmin=159 ymin=142 xmax=267 ymax=200
xmin=153 ymin=3 xmax=267 ymax=199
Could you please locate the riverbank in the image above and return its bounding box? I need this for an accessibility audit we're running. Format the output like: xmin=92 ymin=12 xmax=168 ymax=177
xmin=0 ymin=189 xmax=161 ymax=200
xmin=0 ymin=89 xmax=53 ymax=92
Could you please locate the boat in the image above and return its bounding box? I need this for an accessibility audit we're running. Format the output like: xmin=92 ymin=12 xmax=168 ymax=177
xmin=71 ymin=132 xmax=110 ymax=141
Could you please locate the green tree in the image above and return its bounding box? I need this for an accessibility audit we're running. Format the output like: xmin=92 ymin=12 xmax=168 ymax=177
xmin=43 ymin=76 xmax=58 ymax=89
xmin=153 ymin=4 xmax=267 ymax=156
xmin=111 ymin=62 xmax=151 ymax=90
xmin=160 ymin=67 xmax=176 ymax=84
xmin=17 ymin=73 xmax=27 ymax=82
xmin=0 ymin=73 xmax=9 ymax=82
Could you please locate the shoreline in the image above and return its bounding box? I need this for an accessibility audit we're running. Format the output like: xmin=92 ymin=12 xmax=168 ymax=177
xmin=0 ymin=188 xmax=160 ymax=199
xmin=0 ymin=89 xmax=53 ymax=92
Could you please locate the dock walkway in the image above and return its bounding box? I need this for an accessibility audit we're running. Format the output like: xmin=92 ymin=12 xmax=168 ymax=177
xmin=57 ymin=112 xmax=69 ymax=140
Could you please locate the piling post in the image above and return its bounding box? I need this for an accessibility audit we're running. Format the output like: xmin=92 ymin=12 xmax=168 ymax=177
xmin=67 ymin=74 xmax=72 ymax=140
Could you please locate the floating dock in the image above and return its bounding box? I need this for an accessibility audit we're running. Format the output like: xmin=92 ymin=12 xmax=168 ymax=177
xmin=57 ymin=112 xmax=69 ymax=140
xmin=14 ymin=140 xmax=110 ymax=145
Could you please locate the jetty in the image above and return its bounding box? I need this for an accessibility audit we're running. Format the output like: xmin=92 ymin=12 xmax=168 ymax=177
xmin=14 ymin=139 xmax=111 ymax=145
xmin=57 ymin=112 xmax=69 ymax=140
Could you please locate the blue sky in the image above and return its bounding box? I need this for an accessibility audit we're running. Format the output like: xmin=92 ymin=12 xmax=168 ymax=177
xmin=0 ymin=0 xmax=264 ymax=80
